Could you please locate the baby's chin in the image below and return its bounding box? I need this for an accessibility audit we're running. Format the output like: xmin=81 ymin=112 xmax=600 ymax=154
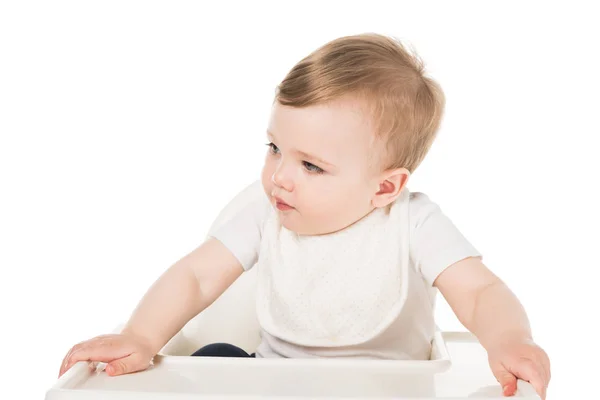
xmin=278 ymin=213 xmax=346 ymax=236
xmin=277 ymin=211 xmax=314 ymax=235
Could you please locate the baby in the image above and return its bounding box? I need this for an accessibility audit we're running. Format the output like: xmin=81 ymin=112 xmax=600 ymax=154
xmin=58 ymin=33 xmax=550 ymax=398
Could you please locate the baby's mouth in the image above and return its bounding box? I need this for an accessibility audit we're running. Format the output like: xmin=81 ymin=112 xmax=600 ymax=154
xmin=274 ymin=196 xmax=294 ymax=211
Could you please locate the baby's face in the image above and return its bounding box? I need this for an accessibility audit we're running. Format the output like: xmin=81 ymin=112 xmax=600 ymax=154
xmin=262 ymin=99 xmax=382 ymax=235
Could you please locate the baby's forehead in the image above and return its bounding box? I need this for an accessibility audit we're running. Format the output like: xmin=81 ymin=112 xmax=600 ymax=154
xmin=270 ymin=98 xmax=385 ymax=169
xmin=276 ymin=99 xmax=375 ymax=139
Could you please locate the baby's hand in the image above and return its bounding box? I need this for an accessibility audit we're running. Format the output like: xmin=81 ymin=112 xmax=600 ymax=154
xmin=487 ymin=336 xmax=550 ymax=399
xmin=58 ymin=333 xmax=155 ymax=378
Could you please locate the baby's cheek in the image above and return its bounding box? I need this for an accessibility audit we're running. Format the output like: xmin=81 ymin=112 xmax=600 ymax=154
xmin=261 ymin=166 xmax=274 ymax=190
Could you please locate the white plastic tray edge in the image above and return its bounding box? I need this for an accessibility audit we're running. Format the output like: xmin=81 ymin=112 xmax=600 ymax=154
xmin=46 ymin=331 xmax=540 ymax=400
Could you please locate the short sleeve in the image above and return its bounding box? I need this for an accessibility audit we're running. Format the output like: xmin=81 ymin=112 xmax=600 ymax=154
xmin=408 ymin=192 xmax=482 ymax=286
xmin=207 ymin=181 xmax=271 ymax=271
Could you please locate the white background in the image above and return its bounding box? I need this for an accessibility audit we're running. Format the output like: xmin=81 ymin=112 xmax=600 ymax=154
xmin=1 ymin=1 xmax=598 ymax=399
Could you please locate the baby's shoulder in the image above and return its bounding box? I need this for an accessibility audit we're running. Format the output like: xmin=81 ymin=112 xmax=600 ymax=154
xmin=404 ymin=189 xmax=443 ymax=226
xmin=407 ymin=189 xmax=434 ymax=204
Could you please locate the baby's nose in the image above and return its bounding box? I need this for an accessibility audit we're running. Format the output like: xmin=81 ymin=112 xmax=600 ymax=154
xmin=272 ymin=166 xmax=294 ymax=192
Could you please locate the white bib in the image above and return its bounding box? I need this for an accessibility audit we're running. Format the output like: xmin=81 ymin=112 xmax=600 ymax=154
xmin=256 ymin=189 xmax=411 ymax=347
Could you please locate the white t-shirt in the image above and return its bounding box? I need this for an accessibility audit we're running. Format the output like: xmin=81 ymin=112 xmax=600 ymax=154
xmin=208 ymin=181 xmax=481 ymax=360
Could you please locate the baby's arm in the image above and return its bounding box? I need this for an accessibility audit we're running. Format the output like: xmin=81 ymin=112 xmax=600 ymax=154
xmin=121 ymin=237 xmax=244 ymax=354
xmin=434 ymin=257 xmax=550 ymax=399
xmin=59 ymin=238 xmax=243 ymax=376
xmin=434 ymin=257 xmax=530 ymax=349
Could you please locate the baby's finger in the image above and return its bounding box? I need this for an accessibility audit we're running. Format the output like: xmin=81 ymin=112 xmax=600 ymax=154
xmin=540 ymin=350 xmax=551 ymax=384
xmin=61 ymin=338 xmax=130 ymax=377
xmin=511 ymin=359 xmax=545 ymax=399
xmin=537 ymin=355 xmax=550 ymax=392
xmin=59 ymin=335 xmax=124 ymax=377
xmin=106 ymin=352 xmax=149 ymax=376
xmin=526 ymin=367 xmax=546 ymax=398
xmin=490 ymin=363 xmax=517 ymax=396
xmin=59 ymin=341 xmax=87 ymax=377
xmin=88 ymin=361 xmax=101 ymax=372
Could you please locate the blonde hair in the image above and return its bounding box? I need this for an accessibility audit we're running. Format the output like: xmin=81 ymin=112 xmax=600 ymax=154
xmin=275 ymin=33 xmax=445 ymax=174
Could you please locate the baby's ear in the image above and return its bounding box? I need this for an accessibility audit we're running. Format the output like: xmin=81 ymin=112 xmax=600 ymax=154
xmin=371 ymin=168 xmax=410 ymax=208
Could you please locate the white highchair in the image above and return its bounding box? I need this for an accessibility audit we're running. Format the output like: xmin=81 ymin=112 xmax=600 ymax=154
xmin=46 ymin=181 xmax=540 ymax=399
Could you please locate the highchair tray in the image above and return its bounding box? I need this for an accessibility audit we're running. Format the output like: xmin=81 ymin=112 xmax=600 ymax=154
xmin=45 ymin=332 xmax=539 ymax=399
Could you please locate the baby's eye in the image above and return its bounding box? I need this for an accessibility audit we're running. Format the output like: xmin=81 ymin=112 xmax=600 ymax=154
xmin=266 ymin=142 xmax=279 ymax=154
xmin=303 ymin=161 xmax=324 ymax=174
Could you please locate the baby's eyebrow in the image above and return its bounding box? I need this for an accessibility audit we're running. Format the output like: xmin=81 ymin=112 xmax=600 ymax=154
xmin=267 ymin=130 xmax=335 ymax=168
